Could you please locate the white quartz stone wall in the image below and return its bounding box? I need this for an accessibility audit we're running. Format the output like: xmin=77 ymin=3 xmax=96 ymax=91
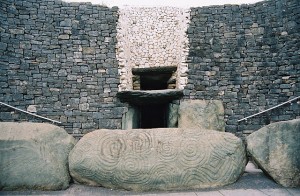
xmin=117 ymin=7 xmax=190 ymax=91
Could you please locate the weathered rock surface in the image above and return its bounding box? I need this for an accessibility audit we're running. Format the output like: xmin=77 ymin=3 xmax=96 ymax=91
xmin=117 ymin=89 xmax=183 ymax=105
xmin=247 ymin=119 xmax=300 ymax=187
xmin=69 ymin=128 xmax=246 ymax=191
xmin=178 ymin=100 xmax=225 ymax=131
xmin=167 ymin=102 xmax=179 ymax=127
xmin=0 ymin=122 xmax=76 ymax=191
xmin=132 ymin=66 xmax=177 ymax=74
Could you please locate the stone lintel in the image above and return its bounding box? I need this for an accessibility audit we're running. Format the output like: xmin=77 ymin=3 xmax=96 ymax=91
xmin=132 ymin=66 xmax=177 ymax=75
xmin=117 ymin=89 xmax=183 ymax=105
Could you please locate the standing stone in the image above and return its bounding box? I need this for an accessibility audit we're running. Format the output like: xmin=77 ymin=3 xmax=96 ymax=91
xmin=0 ymin=122 xmax=76 ymax=191
xmin=121 ymin=106 xmax=139 ymax=129
xmin=167 ymin=102 xmax=179 ymax=127
xmin=247 ymin=119 xmax=300 ymax=187
xmin=178 ymin=100 xmax=225 ymax=131
xmin=69 ymin=128 xmax=246 ymax=191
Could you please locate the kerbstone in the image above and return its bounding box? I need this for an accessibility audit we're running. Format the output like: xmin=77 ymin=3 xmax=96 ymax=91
xmin=69 ymin=128 xmax=247 ymax=191
xmin=0 ymin=122 xmax=76 ymax=191
xmin=247 ymin=119 xmax=300 ymax=187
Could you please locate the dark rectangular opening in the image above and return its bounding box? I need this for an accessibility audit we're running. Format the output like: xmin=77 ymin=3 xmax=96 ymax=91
xmin=140 ymin=74 xmax=172 ymax=90
xmin=132 ymin=66 xmax=177 ymax=90
xmin=121 ymin=102 xmax=179 ymax=129
xmin=139 ymin=104 xmax=168 ymax=128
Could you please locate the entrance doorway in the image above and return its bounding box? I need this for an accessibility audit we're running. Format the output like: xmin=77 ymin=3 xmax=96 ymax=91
xmin=120 ymin=66 xmax=181 ymax=129
xmin=139 ymin=104 xmax=168 ymax=128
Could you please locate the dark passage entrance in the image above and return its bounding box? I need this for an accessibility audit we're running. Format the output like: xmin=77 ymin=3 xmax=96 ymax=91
xmin=140 ymin=74 xmax=171 ymax=90
xmin=139 ymin=104 xmax=168 ymax=128
xmin=120 ymin=67 xmax=181 ymax=129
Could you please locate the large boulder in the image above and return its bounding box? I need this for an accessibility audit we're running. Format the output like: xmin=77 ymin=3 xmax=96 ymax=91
xmin=178 ymin=100 xmax=225 ymax=131
xmin=69 ymin=128 xmax=246 ymax=191
xmin=247 ymin=119 xmax=300 ymax=187
xmin=0 ymin=122 xmax=76 ymax=190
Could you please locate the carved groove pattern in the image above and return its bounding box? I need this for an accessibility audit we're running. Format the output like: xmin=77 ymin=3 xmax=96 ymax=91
xmin=69 ymin=128 xmax=246 ymax=191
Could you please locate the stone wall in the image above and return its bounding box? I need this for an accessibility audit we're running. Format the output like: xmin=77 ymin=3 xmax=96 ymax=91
xmin=185 ymin=0 xmax=300 ymax=136
xmin=0 ymin=0 xmax=299 ymax=136
xmin=0 ymin=0 xmax=126 ymax=134
xmin=116 ymin=7 xmax=190 ymax=90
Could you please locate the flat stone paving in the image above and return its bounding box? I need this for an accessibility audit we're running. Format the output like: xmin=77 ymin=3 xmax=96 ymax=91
xmin=1 ymin=162 xmax=299 ymax=196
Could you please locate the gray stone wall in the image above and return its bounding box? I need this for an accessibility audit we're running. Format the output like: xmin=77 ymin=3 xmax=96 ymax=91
xmin=0 ymin=0 xmax=299 ymax=136
xmin=185 ymin=0 xmax=300 ymax=136
xmin=0 ymin=0 xmax=126 ymax=134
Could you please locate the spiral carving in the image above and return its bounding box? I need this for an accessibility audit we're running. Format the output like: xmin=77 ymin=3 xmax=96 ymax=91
xmin=114 ymin=155 xmax=148 ymax=185
xmin=96 ymin=133 xmax=126 ymax=171
xmin=179 ymin=138 xmax=208 ymax=167
xmin=69 ymin=128 xmax=246 ymax=191
xmin=126 ymin=131 xmax=153 ymax=156
xmin=149 ymin=163 xmax=179 ymax=188
xmin=157 ymin=140 xmax=178 ymax=161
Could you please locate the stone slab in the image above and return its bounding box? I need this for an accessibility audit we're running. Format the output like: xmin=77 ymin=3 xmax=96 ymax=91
xmin=69 ymin=128 xmax=246 ymax=191
xmin=178 ymin=100 xmax=225 ymax=131
xmin=117 ymin=89 xmax=183 ymax=105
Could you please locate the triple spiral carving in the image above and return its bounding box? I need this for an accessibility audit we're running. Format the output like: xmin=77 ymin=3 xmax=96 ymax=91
xmin=69 ymin=128 xmax=246 ymax=191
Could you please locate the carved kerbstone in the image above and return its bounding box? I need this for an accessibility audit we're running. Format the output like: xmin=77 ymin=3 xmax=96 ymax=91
xmin=69 ymin=128 xmax=246 ymax=191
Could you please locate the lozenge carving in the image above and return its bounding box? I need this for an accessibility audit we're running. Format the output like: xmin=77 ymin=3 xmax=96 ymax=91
xmin=69 ymin=128 xmax=246 ymax=191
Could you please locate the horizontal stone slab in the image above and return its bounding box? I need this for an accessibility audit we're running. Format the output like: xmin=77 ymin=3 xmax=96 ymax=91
xmin=117 ymin=89 xmax=183 ymax=105
xmin=69 ymin=128 xmax=247 ymax=191
xmin=132 ymin=66 xmax=177 ymax=75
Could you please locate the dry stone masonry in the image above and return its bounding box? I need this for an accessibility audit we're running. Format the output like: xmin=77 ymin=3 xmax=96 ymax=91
xmin=0 ymin=0 xmax=126 ymax=134
xmin=116 ymin=7 xmax=190 ymax=91
xmin=0 ymin=0 xmax=299 ymax=136
xmin=185 ymin=0 xmax=300 ymax=136
xmin=0 ymin=0 xmax=299 ymax=192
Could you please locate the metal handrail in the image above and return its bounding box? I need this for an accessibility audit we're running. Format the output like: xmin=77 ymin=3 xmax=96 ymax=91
xmin=238 ymin=95 xmax=300 ymax=122
xmin=0 ymin=101 xmax=62 ymax=124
